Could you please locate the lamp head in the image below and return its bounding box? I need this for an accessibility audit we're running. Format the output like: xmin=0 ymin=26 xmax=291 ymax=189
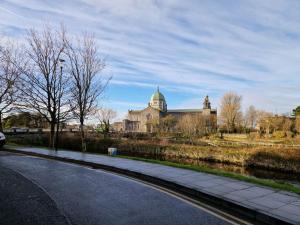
xmin=59 ymin=58 xmax=65 ymax=69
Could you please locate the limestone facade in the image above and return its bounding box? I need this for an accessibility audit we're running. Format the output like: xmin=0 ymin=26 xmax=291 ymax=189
xmin=113 ymin=88 xmax=217 ymax=133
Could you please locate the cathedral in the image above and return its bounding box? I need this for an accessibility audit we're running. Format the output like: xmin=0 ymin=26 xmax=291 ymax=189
xmin=113 ymin=88 xmax=217 ymax=133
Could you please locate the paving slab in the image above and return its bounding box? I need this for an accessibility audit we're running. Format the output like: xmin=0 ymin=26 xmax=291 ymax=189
xmin=206 ymin=185 xmax=237 ymax=195
xmin=223 ymin=193 xmax=248 ymax=202
xmin=226 ymin=186 xmax=274 ymax=200
xmin=248 ymin=196 xmax=287 ymax=209
xmin=167 ymin=172 xmax=215 ymax=183
xmin=292 ymin=200 xmax=300 ymax=207
xmin=223 ymin=181 xmax=252 ymax=190
xmin=266 ymin=192 xmax=299 ymax=204
xmin=273 ymin=204 xmax=300 ymax=216
xmin=4 ymin=146 xmax=300 ymax=225
xmin=241 ymin=201 xmax=275 ymax=212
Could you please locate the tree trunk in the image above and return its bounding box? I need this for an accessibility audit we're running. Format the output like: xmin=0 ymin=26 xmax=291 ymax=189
xmin=49 ymin=122 xmax=55 ymax=148
xmin=266 ymin=125 xmax=270 ymax=138
xmin=0 ymin=112 xmax=3 ymax=132
xmin=80 ymin=123 xmax=86 ymax=152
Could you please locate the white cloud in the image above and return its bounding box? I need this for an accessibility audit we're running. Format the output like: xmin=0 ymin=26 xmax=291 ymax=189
xmin=1 ymin=0 xmax=300 ymax=115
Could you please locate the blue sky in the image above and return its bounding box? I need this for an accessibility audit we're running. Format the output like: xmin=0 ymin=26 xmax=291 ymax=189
xmin=1 ymin=0 xmax=300 ymax=119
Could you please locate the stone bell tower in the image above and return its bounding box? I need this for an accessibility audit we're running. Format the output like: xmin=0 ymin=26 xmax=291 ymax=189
xmin=203 ymin=95 xmax=211 ymax=115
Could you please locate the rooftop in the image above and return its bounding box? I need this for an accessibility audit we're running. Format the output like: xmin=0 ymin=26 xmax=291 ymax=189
xmin=168 ymin=108 xmax=217 ymax=113
xmin=150 ymin=87 xmax=166 ymax=102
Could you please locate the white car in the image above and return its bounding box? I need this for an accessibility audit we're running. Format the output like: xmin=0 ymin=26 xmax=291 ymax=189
xmin=0 ymin=132 xmax=5 ymax=148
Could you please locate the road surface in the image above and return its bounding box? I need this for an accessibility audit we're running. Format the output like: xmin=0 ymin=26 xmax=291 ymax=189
xmin=0 ymin=151 xmax=235 ymax=225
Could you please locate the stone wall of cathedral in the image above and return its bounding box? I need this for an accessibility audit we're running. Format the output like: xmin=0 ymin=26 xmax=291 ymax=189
xmin=125 ymin=107 xmax=161 ymax=132
xmin=112 ymin=90 xmax=217 ymax=133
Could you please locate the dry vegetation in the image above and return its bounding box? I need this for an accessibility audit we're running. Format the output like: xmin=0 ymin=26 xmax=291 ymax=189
xmin=6 ymin=132 xmax=300 ymax=174
xmin=163 ymin=144 xmax=300 ymax=173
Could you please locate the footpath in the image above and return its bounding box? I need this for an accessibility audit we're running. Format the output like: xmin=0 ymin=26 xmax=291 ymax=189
xmin=4 ymin=145 xmax=300 ymax=225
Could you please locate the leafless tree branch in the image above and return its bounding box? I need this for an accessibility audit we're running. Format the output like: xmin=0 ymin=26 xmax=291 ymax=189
xmin=65 ymin=34 xmax=111 ymax=151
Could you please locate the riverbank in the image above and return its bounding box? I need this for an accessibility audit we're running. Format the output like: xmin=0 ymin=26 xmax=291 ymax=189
xmin=6 ymin=132 xmax=300 ymax=174
xmin=118 ymin=155 xmax=300 ymax=195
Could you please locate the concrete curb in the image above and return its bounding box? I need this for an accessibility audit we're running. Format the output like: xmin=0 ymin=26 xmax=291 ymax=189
xmin=5 ymin=148 xmax=293 ymax=225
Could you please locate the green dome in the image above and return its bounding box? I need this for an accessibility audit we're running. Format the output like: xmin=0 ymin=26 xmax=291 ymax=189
xmin=150 ymin=89 xmax=165 ymax=102
xmin=149 ymin=87 xmax=167 ymax=112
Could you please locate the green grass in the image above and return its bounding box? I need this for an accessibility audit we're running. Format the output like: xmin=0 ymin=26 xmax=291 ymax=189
xmin=117 ymin=155 xmax=300 ymax=195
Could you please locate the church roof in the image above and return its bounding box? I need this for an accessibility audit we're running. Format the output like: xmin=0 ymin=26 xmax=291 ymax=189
xmin=168 ymin=108 xmax=217 ymax=113
xmin=128 ymin=110 xmax=142 ymax=114
xmin=150 ymin=87 xmax=165 ymax=102
xmin=167 ymin=109 xmax=203 ymax=113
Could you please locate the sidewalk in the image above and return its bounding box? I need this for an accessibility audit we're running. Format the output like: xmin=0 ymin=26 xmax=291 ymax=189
xmin=4 ymin=145 xmax=300 ymax=225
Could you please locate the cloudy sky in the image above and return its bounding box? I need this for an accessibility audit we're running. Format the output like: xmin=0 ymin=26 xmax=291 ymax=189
xmin=1 ymin=0 xmax=300 ymax=118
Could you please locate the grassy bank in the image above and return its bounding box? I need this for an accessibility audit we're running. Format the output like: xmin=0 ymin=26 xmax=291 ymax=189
xmin=118 ymin=155 xmax=300 ymax=195
xmin=5 ymin=132 xmax=300 ymax=174
xmin=163 ymin=144 xmax=300 ymax=173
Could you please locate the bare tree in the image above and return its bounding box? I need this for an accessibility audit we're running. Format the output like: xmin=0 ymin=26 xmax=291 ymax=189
xmin=245 ymin=105 xmax=257 ymax=129
xmin=19 ymin=25 xmax=70 ymax=148
xmin=203 ymin=114 xmax=217 ymax=133
xmin=256 ymin=110 xmax=273 ymax=136
xmin=66 ymin=34 xmax=109 ymax=151
xmin=149 ymin=115 xmax=177 ymax=134
xmin=176 ymin=114 xmax=207 ymax=143
xmin=96 ymin=108 xmax=116 ymax=138
xmin=282 ymin=117 xmax=293 ymax=133
xmin=220 ymin=92 xmax=242 ymax=133
xmin=271 ymin=115 xmax=285 ymax=132
xmin=177 ymin=114 xmax=196 ymax=143
xmin=0 ymin=41 xmax=24 ymax=131
xmin=295 ymin=116 xmax=300 ymax=134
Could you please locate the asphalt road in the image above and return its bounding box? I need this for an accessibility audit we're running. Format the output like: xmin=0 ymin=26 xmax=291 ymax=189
xmin=0 ymin=151 xmax=233 ymax=225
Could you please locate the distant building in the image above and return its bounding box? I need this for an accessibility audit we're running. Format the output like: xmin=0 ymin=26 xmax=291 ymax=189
xmin=113 ymin=87 xmax=217 ymax=133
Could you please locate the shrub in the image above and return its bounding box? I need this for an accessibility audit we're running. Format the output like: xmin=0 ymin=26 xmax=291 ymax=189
xmin=286 ymin=131 xmax=294 ymax=139
xmin=248 ymin=132 xmax=260 ymax=140
xmin=272 ymin=131 xmax=286 ymax=139
xmin=6 ymin=132 xmax=300 ymax=173
xmin=6 ymin=133 xmax=48 ymax=146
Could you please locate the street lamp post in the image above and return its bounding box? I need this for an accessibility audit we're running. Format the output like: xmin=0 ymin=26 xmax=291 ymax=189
xmin=55 ymin=58 xmax=65 ymax=151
